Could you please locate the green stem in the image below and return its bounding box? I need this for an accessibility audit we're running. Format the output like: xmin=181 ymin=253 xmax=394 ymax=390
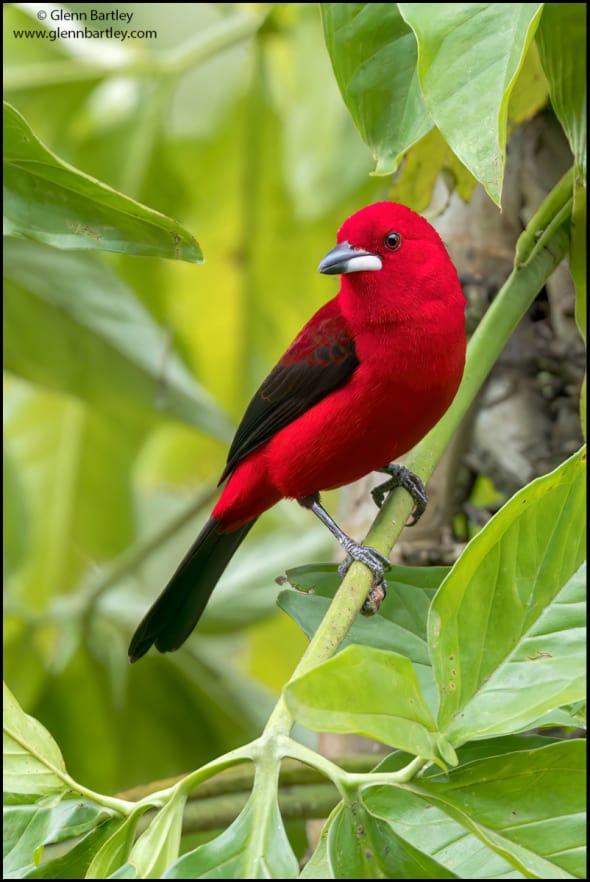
xmin=170 ymin=743 xmax=257 ymax=802
xmin=266 ymin=168 xmax=573 ymax=737
xmin=159 ymin=12 xmax=265 ymax=75
xmin=60 ymin=771 xmax=136 ymax=816
xmin=117 ymin=753 xmax=380 ymax=804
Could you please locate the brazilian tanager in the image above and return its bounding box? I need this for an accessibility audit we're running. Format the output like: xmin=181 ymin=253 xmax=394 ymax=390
xmin=129 ymin=202 xmax=466 ymax=662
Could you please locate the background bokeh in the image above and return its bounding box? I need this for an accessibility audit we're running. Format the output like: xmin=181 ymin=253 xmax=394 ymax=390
xmin=3 ymin=3 xmax=394 ymax=793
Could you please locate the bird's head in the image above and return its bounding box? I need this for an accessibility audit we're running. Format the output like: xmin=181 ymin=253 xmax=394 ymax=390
xmin=318 ymin=201 xmax=464 ymax=323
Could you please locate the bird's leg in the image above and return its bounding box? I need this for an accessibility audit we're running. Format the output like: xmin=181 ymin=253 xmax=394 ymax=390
xmin=298 ymin=493 xmax=390 ymax=615
xmin=371 ymin=464 xmax=428 ymax=526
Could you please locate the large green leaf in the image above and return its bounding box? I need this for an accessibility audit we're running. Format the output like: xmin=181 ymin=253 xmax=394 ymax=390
xmin=367 ymin=739 xmax=585 ymax=878
xmin=278 ymin=563 xmax=447 ymax=712
xmin=3 ymin=683 xmax=68 ymax=798
xmin=285 ymin=645 xmax=455 ymax=766
xmin=164 ymin=789 xmax=299 ymax=879
xmin=128 ymin=792 xmax=186 ymax=879
xmin=26 ymin=818 xmax=125 ymax=880
xmin=449 ymin=563 xmax=585 ymax=742
xmin=408 ymin=740 xmax=585 ymax=878
xmin=327 ymin=798 xmax=458 ymax=879
xmin=3 ymin=800 xmax=114 ymax=879
xmin=320 ymin=3 xmax=432 ymax=173
xmin=360 ymin=793 xmax=519 ymax=880
xmin=3 ymin=238 xmax=233 ymax=438
xmin=3 ymin=102 xmax=203 ymax=262
xmin=507 ymin=39 xmax=549 ymax=124
xmin=84 ymin=813 xmax=144 ymax=880
xmin=431 ymin=448 xmax=586 ymax=744
xmin=536 ymin=3 xmax=587 ymax=182
xmin=399 ymin=3 xmax=544 ymax=204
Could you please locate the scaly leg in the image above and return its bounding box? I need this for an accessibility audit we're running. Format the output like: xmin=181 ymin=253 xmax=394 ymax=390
xmin=298 ymin=493 xmax=390 ymax=615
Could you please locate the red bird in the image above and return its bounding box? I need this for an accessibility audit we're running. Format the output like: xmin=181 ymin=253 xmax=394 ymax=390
xmin=129 ymin=202 xmax=466 ymax=662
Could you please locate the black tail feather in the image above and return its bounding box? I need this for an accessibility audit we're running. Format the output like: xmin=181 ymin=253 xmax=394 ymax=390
xmin=128 ymin=517 xmax=256 ymax=662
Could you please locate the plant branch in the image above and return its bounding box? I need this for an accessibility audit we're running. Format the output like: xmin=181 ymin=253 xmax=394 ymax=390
xmin=116 ymin=753 xmax=380 ymax=804
xmin=118 ymin=753 xmax=389 ymax=837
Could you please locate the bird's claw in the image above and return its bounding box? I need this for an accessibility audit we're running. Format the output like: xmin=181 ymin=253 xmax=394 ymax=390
xmin=338 ymin=542 xmax=390 ymax=615
xmin=371 ymin=464 xmax=428 ymax=526
xmin=337 ymin=543 xmax=391 ymax=581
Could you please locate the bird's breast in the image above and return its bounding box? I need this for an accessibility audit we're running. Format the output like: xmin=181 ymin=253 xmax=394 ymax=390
xmin=265 ymin=317 xmax=465 ymax=499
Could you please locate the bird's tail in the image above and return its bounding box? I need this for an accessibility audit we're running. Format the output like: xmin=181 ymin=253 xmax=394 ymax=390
xmin=128 ymin=517 xmax=257 ymax=662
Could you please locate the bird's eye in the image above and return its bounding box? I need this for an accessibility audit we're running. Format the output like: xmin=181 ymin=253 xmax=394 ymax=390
xmin=383 ymin=231 xmax=402 ymax=252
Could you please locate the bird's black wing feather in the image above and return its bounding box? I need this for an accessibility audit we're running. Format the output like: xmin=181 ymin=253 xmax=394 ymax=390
xmin=219 ymin=305 xmax=359 ymax=484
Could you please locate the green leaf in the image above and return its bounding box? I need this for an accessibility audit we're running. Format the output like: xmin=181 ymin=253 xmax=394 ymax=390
xmin=328 ymin=798 xmax=459 ymax=879
xmin=507 ymin=39 xmax=549 ymax=124
xmin=3 ymin=798 xmax=112 ymax=879
xmin=320 ymin=3 xmax=432 ymax=174
xmin=278 ymin=563 xmax=447 ymax=712
xmin=164 ymin=790 xmax=299 ymax=879
xmin=107 ymin=863 xmax=136 ymax=878
xmin=278 ymin=590 xmax=433 ymax=663
xmin=282 ymin=561 xmax=448 ymax=598
xmin=405 ymin=740 xmax=586 ymax=878
xmin=431 ymin=448 xmax=586 ymax=744
xmin=299 ymin=813 xmax=334 ymax=879
xmin=3 ymin=239 xmax=233 ymax=439
xmin=399 ymin=3 xmax=544 ymax=204
xmin=279 ymin=590 xmax=439 ymax=715
xmin=84 ymin=812 xmax=145 ymax=880
xmin=3 ymin=103 xmax=203 ymax=262
xmin=362 ymin=736 xmax=569 ymax=879
xmin=128 ymin=793 xmax=186 ymax=880
xmin=363 ymin=791 xmax=519 ymax=879
xmin=3 ymin=683 xmax=68 ymax=798
xmin=536 ymin=3 xmax=587 ymax=183
xmin=285 ymin=645 xmax=454 ymax=766
xmin=451 ymin=563 xmax=585 ymax=742
xmin=387 ymin=127 xmax=477 ymax=212
xmin=24 ymin=817 xmax=121 ymax=879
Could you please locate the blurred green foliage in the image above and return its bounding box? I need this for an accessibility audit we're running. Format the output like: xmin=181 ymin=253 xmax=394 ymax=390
xmin=3 ymin=4 xmax=586 ymax=877
xmin=3 ymin=2 xmax=386 ymax=793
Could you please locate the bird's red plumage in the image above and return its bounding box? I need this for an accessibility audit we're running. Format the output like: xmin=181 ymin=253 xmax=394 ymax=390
xmin=213 ymin=202 xmax=465 ymax=530
xmin=129 ymin=201 xmax=466 ymax=660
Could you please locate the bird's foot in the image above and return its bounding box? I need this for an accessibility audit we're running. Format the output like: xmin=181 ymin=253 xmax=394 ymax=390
xmin=337 ymin=542 xmax=391 ymax=580
xmin=372 ymin=464 xmax=428 ymax=526
xmin=338 ymin=542 xmax=390 ymax=615
xmin=297 ymin=493 xmax=390 ymax=615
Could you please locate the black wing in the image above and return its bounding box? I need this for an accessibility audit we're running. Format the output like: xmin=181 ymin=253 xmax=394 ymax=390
xmin=219 ymin=302 xmax=359 ymax=484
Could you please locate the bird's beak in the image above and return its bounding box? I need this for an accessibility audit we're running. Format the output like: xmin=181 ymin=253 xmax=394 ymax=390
xmin=318 ymin=240 xmax=383 ymax=275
